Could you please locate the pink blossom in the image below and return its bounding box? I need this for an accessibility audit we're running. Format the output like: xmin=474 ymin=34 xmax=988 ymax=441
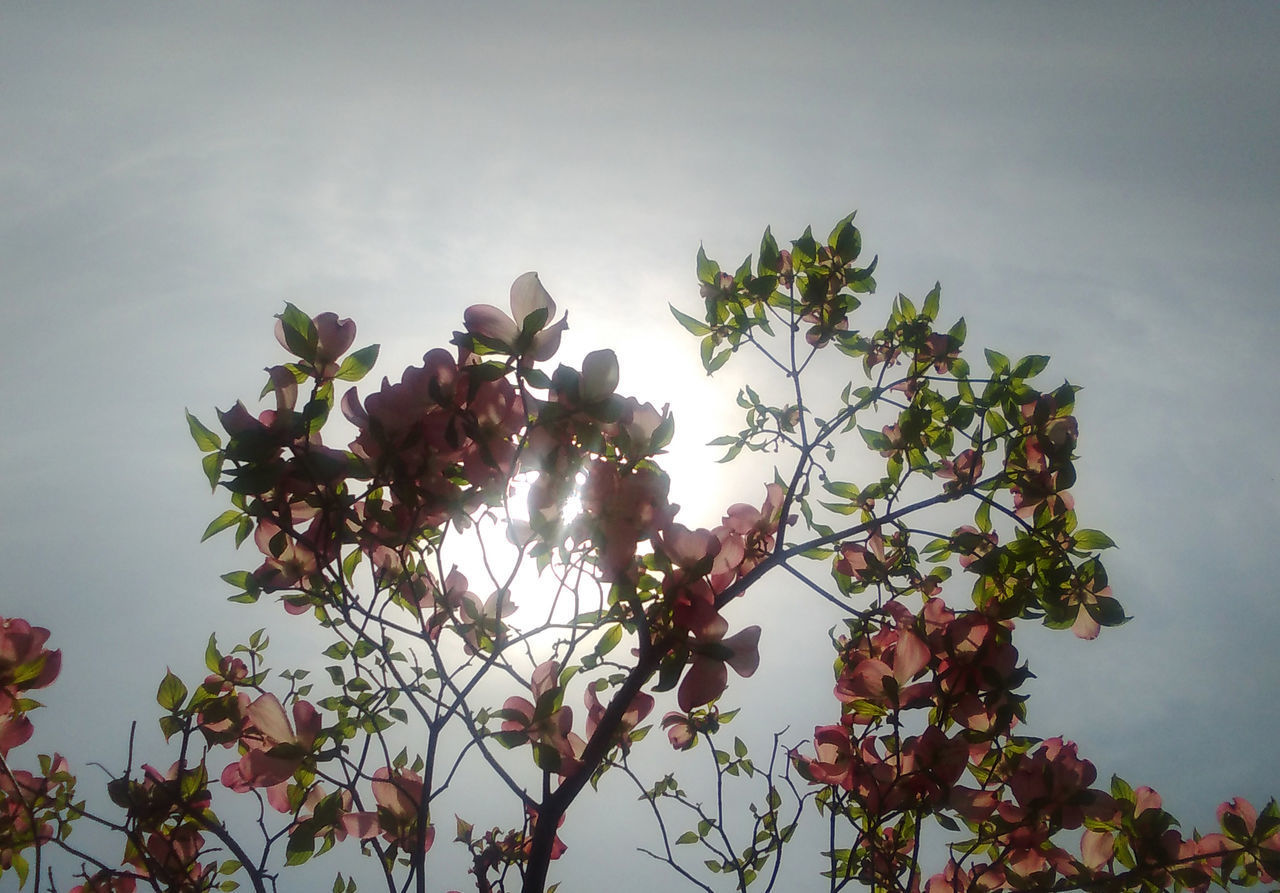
xmin=584 ymin=685 xmax=654 ymax=751
xmin=340 ymin=767 xmax=435 ymax=852
xmin=501 ymin=661 xmax=584 ymax=774
xmin=677 ymin=610 xmax=761 ymax=711
xmin=221 ymin=694 xmax=320 ymax=793
xmin=275 ymin=311 xmax=356 ymax=379
xmin=463 ymin=272 xmax=568 ymax=362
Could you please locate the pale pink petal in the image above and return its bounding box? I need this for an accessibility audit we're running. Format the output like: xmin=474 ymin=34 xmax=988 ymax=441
xmin=314 ymin=312 xmax=356 ymax=364
xmin=291 ymin=700 xmax=320 ymax=749
xmin=509 ymin=272 xmax=555 ymax=323
xmin=580 ymin=349 xmax=620 ymax=403
xmin=464 ymin=304 xmax=520 ymax=345
xmin=722 ymin=625 xmax=761 ymax=678
xmin=245 ymin=694 xmax=294 ymax=744
xmin=893 ymin=631 xmax=931 ymax=683
xmin=266 ymin=781 xmax=292 ymax=814
xmin=1071 ymin=606 xmax=1101 ymax=640
xmin=528 ymin=315 xmax=568 ymax=361
xmin=339 ymin=811 xmax=381 ymax=840
xmin=1081 ymin=829 xmax=1114 ymax=868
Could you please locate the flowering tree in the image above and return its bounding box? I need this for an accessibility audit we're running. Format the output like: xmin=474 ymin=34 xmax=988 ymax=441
xmin=2 ymin=215 xmax=1276 ymax=893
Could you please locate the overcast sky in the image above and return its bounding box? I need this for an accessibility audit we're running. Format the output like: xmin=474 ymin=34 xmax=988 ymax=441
xmin=2 ymin=3 xmax=1277 ymax=890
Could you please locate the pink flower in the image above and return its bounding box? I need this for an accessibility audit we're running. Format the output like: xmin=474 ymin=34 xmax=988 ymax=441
xmin=71 ymin=873 xmax=137 ymax=893
xmin=719 ymin=483 xmax=786 ymax=577
xmin=0 ymin=617 xmax=61 ymax=755
xmin=0 ymin=618 xmax=61 ymax=695
xmin=138 ymin=825 xmax=209 ymax=888
xmin=1064 ymin=566 xmax=1116 ymax=640
xmin=835 ymin=530 xmax=886 ymax=583
xmin=463 ymin=272 xmax=568 ymax=362
xmin=501 ymin=661 xmax=584 ymax=774
xmin=834 ymin=627 xmax=931 ymax=708
xmin=221 ymin=694 xmax=320 ymax=794
xmin=793 ymin=724 xmax=859 ymax=790
xmin=938 ymin=449 xmax=984 ymax=492
xmin=999 ymin=738 xmax=1103 ymax=831
xmin=579 ymin=461 xmax=674 ymax=582
xmin=251 ymin=519 xmax=323 ymax=595
xmin=953 ymin=526 xmax=999 ymax=571
xmin=916 ymin=333 xmax=959 ymax=373
xmin=675 ymin=599 xmax=761 ymax=711
xmin=661 ymin=711 xmax=698 ymax=750
xmin=340 ymin=767 xmax=435 ymax=852
xmin=275 ymin=311 xmax=357 ymax=379
xmin=584 ymin=685 xmax=654 ymax=751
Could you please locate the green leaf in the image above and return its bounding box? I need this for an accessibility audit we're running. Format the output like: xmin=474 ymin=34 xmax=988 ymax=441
xmin=706 ymin=349 xmax=732 ymax=374
xmin=828 ymin=212 xmax=861 ymax=262
xmin=221 ymin=569 xmax=259 ymax=592
xmin=335 ymin=344 xmax=380 ymax=382
xmin=234 ymin=516 xmax=253 ymax=548
xmin=822 ymin=480 xmax=861 ymax=500
xmin=156 ymin=668 xmax=188 ymax=711
xmin=947 ymin=316 xmax=967 ymax=344
xmin=1012 ymin=354 xmax=1050 ymax=379
xmin=597 ymin=624 xmax=622 ymax=657
xmin=758 ymin=226 xmax=780 ymax=275
xmin=696 ymin=245 xmax=720 ymax=284
xmin=791 ymin=226 xmax=818 ymax=266
xmin=1110 ymin=774 xmax=1135 ymax=804
xmin=922 ymin=283 xmax=941 ymax=321
xmin=285 ymin=827 xmax=314 ymax=865
xmin=846 ymin=257 xmax=877 ymax=293
xmin=974 ymin=498 xmax=992 ymax=534
xmin=201 ymin=510 xmax=243 ymax=542
xmin=185 ymin=410 xmax=222 ymax=452
xmin=670 ymin=304 xmax=712 ymax=336
xmin=1073 ymin=529 xmax=1117 ymax=551
xmin=676 ymin=831 xmax=700 ymax=845
xmin=858 ymin=426 xmax=891 ymax=452
xmin=205 ymin=634 xmax=222 ymax=674
xmin=276 ymin=302 xmax=319 ymax=361
xmin=158 ymin=713 xmax=184 ymax=742
xmin=201 ymin=451 xmax=224 ymax=492
xmin=984 ymin=348 xmax=1009 ymax=375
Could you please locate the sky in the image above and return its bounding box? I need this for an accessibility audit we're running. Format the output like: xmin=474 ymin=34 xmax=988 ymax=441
xmin=1 ymin=2 xmax=1277 ymax=890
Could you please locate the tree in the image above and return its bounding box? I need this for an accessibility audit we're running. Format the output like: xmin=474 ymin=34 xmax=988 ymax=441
xmin=1 ymin=214 xmax=1275 ymax=893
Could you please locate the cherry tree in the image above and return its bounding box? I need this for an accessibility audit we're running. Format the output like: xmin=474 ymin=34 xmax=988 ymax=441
xmin=1 ymin=215 xmax=1276 ymax=893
